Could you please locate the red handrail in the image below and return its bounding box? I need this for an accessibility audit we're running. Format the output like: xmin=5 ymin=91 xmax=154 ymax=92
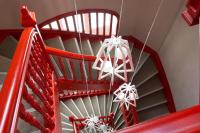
xmin=46 ymin=46 xmax=96 ymax=61
xmin=115 ymin=105 xmax=200 ymax=133
xmin=0 ymin=27 xmax=34 ymax=132
xmin=0 ymin=6 xmax=60 ymax=132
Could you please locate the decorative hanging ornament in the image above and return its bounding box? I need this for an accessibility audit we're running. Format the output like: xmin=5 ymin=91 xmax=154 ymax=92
xmin=92 ymin=35 xmax=134 ymax=85
xmin=97 ymin=124 xmax=114 ymax=133
xmin=84 ymin=115 xmax=101 ymax=132
xmin=113 ymin=82 xmax=139 ymax=110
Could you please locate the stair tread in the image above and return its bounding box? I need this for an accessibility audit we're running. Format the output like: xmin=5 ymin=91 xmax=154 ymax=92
xmin=137 ymin=89 xmax=166 ymax=110
xmin=90 ymin=41 xmax=102 ymax=56
xmin=133 ymin=58 xmax=158 ymax=86
xmin=138 ymin=103 xmax=169 ymax=122
xmin=0 ymin=36 xmax=18 ymax=59
xmin=81 ymin=39 xmax=94 ymax=55
xmin=63 ymin=38 xmax=81 ymax=54
xmin=0 ymin=55 xmax=11 ymax=72
xmin=45 ymin=36 xmax=65 ymax=50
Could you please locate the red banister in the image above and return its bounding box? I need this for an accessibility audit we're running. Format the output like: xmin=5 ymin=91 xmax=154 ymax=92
xmin=45 ymin=46 xmax=96 ymax=61
xmin=0 ymin=27 xmax=34 ymax=132
xmin=0 ymin=6 xmax=60 ymax=132
xmin=116 ymin=105 xmax=200 ymax=133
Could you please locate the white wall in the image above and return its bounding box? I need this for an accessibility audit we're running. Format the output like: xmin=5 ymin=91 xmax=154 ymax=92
xmin=159 ymin=4 xmax=199 ymax=111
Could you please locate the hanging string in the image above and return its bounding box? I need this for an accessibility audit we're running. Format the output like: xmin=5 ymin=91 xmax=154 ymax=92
xmin=130 ymin=0 xmax=164 ymax=83
xmin=108 ymin=0 xmax=124 ymax=113
xmin=117 ymin=0 xmax=124 ymax=36
xmin=73 ymin=0 xmax=90 ymax=98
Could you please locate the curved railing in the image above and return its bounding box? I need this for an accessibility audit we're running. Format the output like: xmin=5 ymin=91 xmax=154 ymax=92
xmin=39 ymin=9 xmax=119 ymax=37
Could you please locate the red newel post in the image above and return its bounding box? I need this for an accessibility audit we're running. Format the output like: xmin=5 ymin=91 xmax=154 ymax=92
xmin=21 ymin=6 xmax=36 ymax=27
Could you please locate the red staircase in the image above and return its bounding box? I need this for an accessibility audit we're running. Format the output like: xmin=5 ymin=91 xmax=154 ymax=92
xmin=0 ymin=1 xmax=199 ymax=132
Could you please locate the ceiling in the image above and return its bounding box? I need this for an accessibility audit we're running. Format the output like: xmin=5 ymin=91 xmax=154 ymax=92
xmin=0 ymin=0 xmax=185 ymax=50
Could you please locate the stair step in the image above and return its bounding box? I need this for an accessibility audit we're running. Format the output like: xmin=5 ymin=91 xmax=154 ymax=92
xmin=90 ymin=96 xmax=101 ymax=116
xmin=73 ymin=98 xmax=89 ymax=117
xmin=0 ymin=36 xmax=18 ymax=59
xmin=60 ymin=101 xmax=78 ymax=118
xmin=63 ymin=38 xmax=81 ymax=54
xmin=137 ymin=76 xmax=162 ymax=96
xmin=81 ymin=39 xmax=94 ymax=55
xmin=61 ymin=121 xmax=73 ymax=129
xmin=98 ymin=95 xmax=106 ymax=116
xmin=0 ymin=72 xmax=7 ymax=91
xmin=133 ymin=58 xmax=158 ymax=86
xmin=137 ymin=89 xmax=166 ymax=111
xmin=45 ymin=36 xmax=65 ymax=50
xmin=90 ymin=41 xmax=102 ymax=56
xmin=82 ymin=96 xmax=95 ymax=115
xmin=106 ymin=94 xmax=114 ymax=114
xmin=0 ymin=56 xmax=11 ymax=72
xmin=138 ymin=102 xmax=169 ymax=121
xmin=62 ymin=128 xmax=73 ymax=133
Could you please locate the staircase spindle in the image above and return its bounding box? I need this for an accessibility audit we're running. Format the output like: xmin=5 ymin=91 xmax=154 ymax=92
xmin=28 ymin=64 xmax=53 ymax=105
xmin=19 ymin=104 xmax=51 ymax=133
xmin=26 ymin=73 xmax=54 ymax=116
xmin=22 ymin=85 xmax=55 ymax=130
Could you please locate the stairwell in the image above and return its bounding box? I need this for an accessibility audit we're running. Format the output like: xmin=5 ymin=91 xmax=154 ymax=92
xmin=0 ymin=6 xmax=176 ymax=133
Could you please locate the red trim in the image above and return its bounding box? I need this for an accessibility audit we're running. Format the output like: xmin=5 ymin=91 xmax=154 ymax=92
xmin=115 ymin=105 xmax=200 ymax=132
xmin=182 ymin=0 xmax=200 ymax=26
xmin=51 ymin=73 xmax=62 ymax=133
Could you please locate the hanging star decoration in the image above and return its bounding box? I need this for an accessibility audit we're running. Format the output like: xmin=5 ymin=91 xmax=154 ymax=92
xmin=83 ymin=115 xmax=101 ymax=132
xmin=97 ymin=124 xmax=114 ymax=133
xmin=113 ymin=82 xmax=139 ymax=110
xmin=92 ymin=35 xmax=134 ymax=85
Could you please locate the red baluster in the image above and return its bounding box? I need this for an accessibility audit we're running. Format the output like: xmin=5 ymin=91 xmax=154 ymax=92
xmin=28 ymin=65 xmax=53 ymax=105
xmin=19 ymin=104 xmax=51 ymax=133
xmin=26 ymin=74 xmax=54 ymax=116
xmin=23 ymin=86 xmax=55 ymax=130
xmin=30 ymin=55 xmax=52 ymax=92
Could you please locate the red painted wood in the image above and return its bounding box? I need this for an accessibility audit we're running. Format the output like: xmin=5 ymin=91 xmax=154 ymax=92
xmin=19 ymin=104 xmax=51 ymax=133
xmin=26 ymin=73 xmax=54 ymax=116
xmin=116 ymin=105 xmax=200 ymax=133
xmin=23 ymin=85 xmax=55 ymax=130
xmin=46 ymin=46 xmax=96 ymax=61
xmin=38 ymin=9 xmax=119 ymax=37
xmin=0 ymin=28 xmax=34 ymax=132
xmin=69 ymin=113 xmax=114 ymax=132
xmin=182 ymin=0 xmax=200 ymax=26
xmin=0 ymin=6 xmax=60 ymax=132
xmin=20 ymin=6 xmax=36 ymax=27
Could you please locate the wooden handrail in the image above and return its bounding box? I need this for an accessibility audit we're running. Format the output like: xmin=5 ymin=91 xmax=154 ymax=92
xmin=0 ymin=27 xmax=35 ymax=132
xmin=45 ymin=46 xmax=96 ymax=61
xmin=115 ymin=105 xmax=200 ymax=132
